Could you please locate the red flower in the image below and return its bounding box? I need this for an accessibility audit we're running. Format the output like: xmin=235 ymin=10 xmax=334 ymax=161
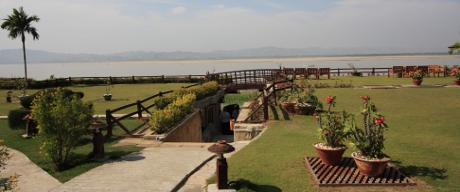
xmin=325 ymin=96 xmax=333 ymax=104
xmin=364 ymin=94 xmax=369 ymax=100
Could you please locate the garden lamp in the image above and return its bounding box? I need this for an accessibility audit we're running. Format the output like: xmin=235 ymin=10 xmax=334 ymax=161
xmin=207 ymin=140 xmax=235 ymax=189
xmin=88 ymin=121 xmax=107 ymax=159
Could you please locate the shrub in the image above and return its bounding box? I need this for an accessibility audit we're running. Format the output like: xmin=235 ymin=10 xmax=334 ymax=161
xmin=149 ymin=93 xmax=196 ymax=133
xmin=7 ymin=108 xmax=31 ymax=129
xmin=31 ymin=88 xmax=94 ymax=171
xmin=20 ymin=88 xmax=83 ymax=109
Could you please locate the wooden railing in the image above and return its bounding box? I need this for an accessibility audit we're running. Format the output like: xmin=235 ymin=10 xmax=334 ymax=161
xmin=104 ymin=83 xmax=202 ymax=136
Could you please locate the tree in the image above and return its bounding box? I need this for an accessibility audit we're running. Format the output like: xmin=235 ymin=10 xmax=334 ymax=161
xmin=448 ymin=42 xmax=460 ymax=54
xmin=1 ymin=7 xmax=40 ymax=82
xmin=31 ymin=88 xmax=94 ymax=171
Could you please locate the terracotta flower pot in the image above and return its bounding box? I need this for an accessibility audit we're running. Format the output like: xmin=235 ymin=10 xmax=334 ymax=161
xmin=294 ymin=105 xmax=316 ymax=115
xmin=352 ymin=152 xmax=390 ymax=177
xmin=412 ymin=80 xmax=422 ymax=86
xmin=313 ymin=142 xmax=347 ymax=166
xmin=454 ymin=80 xmax=460 ymax=86
xmin=280 ymin=102 xmax=296 ymax=114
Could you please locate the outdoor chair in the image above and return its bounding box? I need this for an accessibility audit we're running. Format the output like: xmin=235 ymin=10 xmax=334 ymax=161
xmin=404 ymin=66 xmax=418 ymax=78
xmin=417 ymin=66 xmax=429 ymax=77
xmin=428 ymin=65 xmax=445 ymax=77
xmin=283 ymin=67 xmax=295 ymax=80
xmin=295 ymin=68 xmax=306 ymax=79
xmin=388 ymin=66 xmax=404 ymax=78
xmin=318 ymin=68 xmax=331 ymax=79
xmin=305 ymin=68 xmax=319 ymax=79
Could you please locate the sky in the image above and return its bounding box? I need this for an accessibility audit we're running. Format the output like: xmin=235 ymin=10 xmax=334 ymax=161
xmin=1 ymin=0 xmax=460 ymax=55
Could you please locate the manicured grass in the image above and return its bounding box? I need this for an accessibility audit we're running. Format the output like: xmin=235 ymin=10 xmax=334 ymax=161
xmin=0 ymin=119 xmax=145 ymax=182
xmin=0 ymin=83 xmax=192 ymax=116
xmin=224 ymin=87 xmax=460 ymax=191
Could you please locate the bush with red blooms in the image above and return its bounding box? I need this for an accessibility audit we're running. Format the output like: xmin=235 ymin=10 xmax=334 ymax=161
xmin=347 ymin=94 xmax=389 ymax=159
xmin=313 ymin=96 xmax=350 ymax=148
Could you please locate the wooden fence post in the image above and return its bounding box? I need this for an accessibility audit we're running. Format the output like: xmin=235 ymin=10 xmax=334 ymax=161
xmin=69 ymin=77 xmax=72 ymax=85
xmin=338 ymin=68 xmax=341 ymax=76
xmin=109 ymin=76 xmax=113 ymax=84
xmin=136 ymin=100 xmax=142 ymax=119
xmin=105 ymin=109 xmax=113 ymax=136
xmin=263 ymin=95 xmax=269 ymax=121
xmin=189 ymin=75 xmax=192 ymax=83
xmin=162 ymin=75 xmax=165 ymax=83
xmin=372 ymin=67 xmax=375 ymax=76
xmin=132 ymin=76 xmax=136 ymax=84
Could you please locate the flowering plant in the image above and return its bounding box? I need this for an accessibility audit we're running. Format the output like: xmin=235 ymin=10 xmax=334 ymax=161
xmin=313 ymin=96 xmax=350 ymax=148
xmin=450 ymin=65 xmax=460 ymax=80
xmin=347 ymin=94 xmax=389 ymax=159
xmin=408 ymin=70 xmax=425 ymax=81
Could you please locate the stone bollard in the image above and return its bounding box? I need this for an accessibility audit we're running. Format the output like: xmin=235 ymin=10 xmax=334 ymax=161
xmin=6 ymin=90 xmax=12 ymax=102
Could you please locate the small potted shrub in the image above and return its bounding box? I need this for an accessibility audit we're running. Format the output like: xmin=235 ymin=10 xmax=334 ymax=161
xmin=408 ymin=69 xmax=425 ymax=86
xmin=347 ymin=94 xmax=390 ymax=177
xmin=277 ymin=88 xmax=296 ymax=114
xmin=312 ymin=96 xmax=349 ymax=165
xmin=103 ymin=81 xmax=113 ymax=101
xmin=450 ymin=65 xmax=460 ymax=85
xmin=293 ymin=87 xmax=322 ymax=115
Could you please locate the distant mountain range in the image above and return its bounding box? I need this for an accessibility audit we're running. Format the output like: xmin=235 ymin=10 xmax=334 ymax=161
xmin=0 ymin=46 xmax=447 ymax=64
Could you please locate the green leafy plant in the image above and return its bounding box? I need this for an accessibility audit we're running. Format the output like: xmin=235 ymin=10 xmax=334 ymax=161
xmin=31 ymin=88 xmax=94 ymax=171
xmin=408 ymin=69 xmax=426 ymax=81
xmin=0 ymin=140 xmax=19 ymax=191
xmin=450 ymin=65 xmax=460 ymax=80
xmin=149 ymin=93 xmax=196 ymax=133
xmin=347 ymin=94 xmax=389 ymax=159
xmin=313 ymin=96 xmax=350 ymax=148
xmin=104 ymin=81 xmax=113 ymax=95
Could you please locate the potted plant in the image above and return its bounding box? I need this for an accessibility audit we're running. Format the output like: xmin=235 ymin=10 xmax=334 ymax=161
xmin=449 ymin=65 xmax=460 ymax=86
xmin=278 ymin=88 xmax=296 ymax=114
xmin=347 ymin=94 xmax=390 ymax=177
xmin=408 ymin=69 xmax=425 ymax=86
xmin=293 ymin=87 xmax=323 ymax=115
xmin=312 ymin=96 xmax=349 ymax=165
xmin=103 ymin=81 xmax=113 ymax=101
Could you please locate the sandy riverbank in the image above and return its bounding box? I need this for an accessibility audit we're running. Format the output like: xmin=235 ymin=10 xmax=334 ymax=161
xmin=73 ymin=54 xmax=460 ymax=65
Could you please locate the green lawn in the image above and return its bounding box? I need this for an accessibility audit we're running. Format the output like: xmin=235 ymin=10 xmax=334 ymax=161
xmin=224 ymin=87 xmax=460 ymax=191
xmin=0 ymin=83 xmax=192 ymax=115
xmin=1 ymin=78 xmax=460 ymax=191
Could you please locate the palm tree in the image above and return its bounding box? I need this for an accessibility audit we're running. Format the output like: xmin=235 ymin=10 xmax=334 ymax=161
xmin=448 ymin=42 xmax=460 ymax=55
xmin=1 ymin=6 xmax=40 ymax=82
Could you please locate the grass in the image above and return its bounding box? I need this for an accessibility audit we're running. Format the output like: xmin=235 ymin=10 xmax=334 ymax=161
xmin=222 ymin=87 xmax=460 ymax=191
xmin=0 ymin=118 xmax=146 ymax=182
xmin=0 ymin=83 xmax=193 ymax=115
xmin=1 ymin=77 xmax=460 ymax=190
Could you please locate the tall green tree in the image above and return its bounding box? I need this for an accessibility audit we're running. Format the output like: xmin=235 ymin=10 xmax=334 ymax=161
xmin=1 ymin=6 xmax=40 ymax=82
xmin=448 ymin=42 xmax=460 ymax=54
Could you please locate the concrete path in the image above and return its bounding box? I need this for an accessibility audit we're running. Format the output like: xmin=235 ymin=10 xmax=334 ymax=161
xmin=1 ymin=149 xmax=61 ymax=192
xmin=2 ymin=135 xmax=248 ymax=192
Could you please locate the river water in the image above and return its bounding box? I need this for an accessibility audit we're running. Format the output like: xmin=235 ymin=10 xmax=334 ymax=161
xmin=1 ymin=55 xmax=459 ymax=80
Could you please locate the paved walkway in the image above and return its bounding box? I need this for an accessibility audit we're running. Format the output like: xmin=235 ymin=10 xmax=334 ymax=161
xmin=2 ymin=135 xmax=248 ymax=192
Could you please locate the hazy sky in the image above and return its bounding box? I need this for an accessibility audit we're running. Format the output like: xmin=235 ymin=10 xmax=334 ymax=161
xmin=1 ymin=0 xmax=460 ymax=54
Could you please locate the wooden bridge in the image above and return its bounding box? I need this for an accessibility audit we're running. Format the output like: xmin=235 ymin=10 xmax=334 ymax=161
xmin=206 ymin=69 xmax=285 ymax=92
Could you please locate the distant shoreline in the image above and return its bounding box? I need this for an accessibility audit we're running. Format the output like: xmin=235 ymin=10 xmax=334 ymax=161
xmin=61 ymin=54 xmax=460 ymax=65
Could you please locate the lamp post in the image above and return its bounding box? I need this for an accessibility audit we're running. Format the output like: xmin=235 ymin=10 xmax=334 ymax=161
xmin=88 ymin=121 xmax=107 ymax=159
xmin=207 ymin=140 xmax=235 ymax=189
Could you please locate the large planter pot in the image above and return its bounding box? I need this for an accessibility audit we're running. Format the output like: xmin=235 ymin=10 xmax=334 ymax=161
xmin=412 ymin=80 xmax=422 ymax=86
xmin=294 ymin=105 xmax=316 ymax=115
xmin=454 ymin=80 xmax=460 ymax=86
xmin=352 ymin=152 xmax=390 ymax=177
xmin=103 ymin=94 xmax=112 ymax=101
xmin=280 ymin=102 xmax=296 ymax=114
xmin=313 ymin=142 xmax=347 ymax=166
